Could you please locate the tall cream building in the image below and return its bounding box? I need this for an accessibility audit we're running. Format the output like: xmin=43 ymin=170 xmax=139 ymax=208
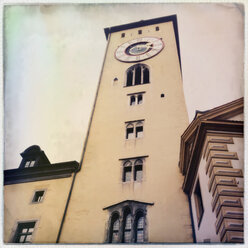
xmin=4 ymin=15 xmax=244 ymax=244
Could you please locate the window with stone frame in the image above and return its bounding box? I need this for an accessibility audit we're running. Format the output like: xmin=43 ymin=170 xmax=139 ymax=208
xmin=121 ymin=157 xmax=146 ymax=183
xmin=125 ymin=120 xmax=144 ymax=140
xmin=126 ymin=64 xmax=150 ymax=87
xmin=103 ymin=200 xmax=153 ymax=243
xmin=128 ymin=92 xmax=145 ymax=106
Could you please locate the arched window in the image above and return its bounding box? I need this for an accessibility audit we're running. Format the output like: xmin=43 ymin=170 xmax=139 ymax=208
xmin=123 ymin=161 xmax=132 ymax=182
xmin=130 ymin=95 xmax=136 ymax=106
xmin=122 ymin=208 xmax=132 ymax=243
xmin=134 ymin=159 xmax=143 ymax=182
xmin=135 ymin=212 xmax=145 ymax=243
xmin=126 ymin=64 xmax=150 ymax=87
xmin=137 ymin=94 xmax=143 ymax=105
xmin=126 ymin=124 xmax=134 ymax=139
xmin=135 ymin=122 xmax=143 ymax=138
xmin=109 ymin=213 xmax=120 ymax=243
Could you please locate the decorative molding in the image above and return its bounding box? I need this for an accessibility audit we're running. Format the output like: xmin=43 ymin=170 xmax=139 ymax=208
xmin=206 ymin=159 xmax=232 ymax=176
xmin=209 ymin=176 xmax=237 ymax=195
xmin=221 ymin=230 xmax=243 ymax=243
xmin=215 ymin=196 xmax=242 ymax=218
xmin=205 ymin=143 xmax=228 ymax=161
xmin=212 ymin=186 xmax=244 ymax=212
xmin=215 ymin=206 xmax=243 ymax=234
xmin=219 ymin=218 xmax=243 ymax=242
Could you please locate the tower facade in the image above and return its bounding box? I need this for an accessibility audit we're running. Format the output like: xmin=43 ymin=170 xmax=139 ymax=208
xmin=59 ymin=15 xmax=193 ymax=243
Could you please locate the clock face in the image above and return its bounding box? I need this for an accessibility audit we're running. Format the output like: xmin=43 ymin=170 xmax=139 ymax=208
xmin=115 ymin=37 xmax=164 ymax=63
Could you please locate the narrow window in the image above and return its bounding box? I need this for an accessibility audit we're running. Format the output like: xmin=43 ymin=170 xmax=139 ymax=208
xmin=126 ymin=124 xmax=134 ymax=139
xmin=110 ymin=214 xmax=120 ymax=243
xmin=161 ymin=93 xmax=165 ymax=98
xmin=143 ymin=68 xmax=149 ymax=84
xmin=127 ymin=70 xmax=133 ymax=87
xmin=194 ymin=180 xmax=204 ymax=226
xmin=32 ymin=191 xmax=45 ymax=203
xmin=135 ymin=66 xmax=141 ymax=85
xmin=138 ymin=30 xmax=142 ymax=34
xmin=13 ymin=222 xmax=36 ymax=243
xmin=121 ymin=33 xmax=125 ymax=38
xmin=130 ymin=96 xmax=136 ymax=106
xmin=123 ymin=166 xmax=132 ymax=182
xmin=136 ymin=123 xmax=143 ymax=138
xmin=134 ymin=160 xmax=143 ymax=182
xmin=135 ymin=213 xmax=144 ymax=243
xmin=137 ymin=94 xmax=143 ymax=104
xmin=123 ymin=211 xmax=132 ymax=243
xmin=156 ymin=26 xmax=159 ymax=31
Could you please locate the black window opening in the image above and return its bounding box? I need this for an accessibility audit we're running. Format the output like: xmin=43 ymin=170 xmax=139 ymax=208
xmin=136 ymin=125 xmax=143 ymax=138
xmin=194 ymin=180 xmax=204 ymax=226
xmin=121 ymin=33 xmax=125 ymax=38
xmin=126 ymin=124 xmax=134 ymax=139
xmin=126 ymin=64 xmax=150 ymax=87
xmin=137 ymin=94 xmax=143 ymax=104
xmin=156 ymin=26 xmax=159 ymax=31
xmin=13 ymin=222 xmax=36 ymax=243
xmin=110 ymin=214 xmax=120 ymax=243
xmin=130 ymin=96 xmax=136 ymax=106
xmin=138 ymin=30 xmax=142 ymax=34
xmin=32 ymin=191 xmax=45 ymax=203
xmin=123 ymin=166 xmax=132 ymax=182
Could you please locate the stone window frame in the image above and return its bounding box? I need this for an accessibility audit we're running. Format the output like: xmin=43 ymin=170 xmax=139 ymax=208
xmin=103 ymin=200 xmax=154 ymax=243
xmin=125 ymin=120 xmax=144 ymax=140
xmin=125 ymin=64 xmax=150 ymax=87
xmin=31 ymin=189 xmax=47 ymax=204
xmin=120 ymin=156 xmax=148 ymax=183
xmin=127 ymin=91 xmax=146 ymax=106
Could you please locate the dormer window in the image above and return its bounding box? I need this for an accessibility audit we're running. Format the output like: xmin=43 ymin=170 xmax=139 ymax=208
xmin=24 ymin=160 xmax=35 ymax=168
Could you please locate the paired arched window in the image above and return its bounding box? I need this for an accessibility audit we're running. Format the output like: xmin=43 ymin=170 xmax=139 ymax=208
xmin=109 ymin=213 xmax=120 ymax=243
xmin=126 ymin=121 xmax=144 ymax=139
xmin=126 ymin=64 xmax=150 ymax=87
xmin=122 ymin=159 xmax=143 ymax=182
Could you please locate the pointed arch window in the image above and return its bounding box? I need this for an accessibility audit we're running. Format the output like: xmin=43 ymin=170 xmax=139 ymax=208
xmin=123 ymin=209 xmax=132 ymax=243
xmin=134 ymin=159 xmax=143 ymax=182
xmin=123 ymin=161 xmax=132 ymax=182
xmin=125 ymin=64 xmax=150 ymax=87
xmin=109 ymin=213 xmax=120 ymax=243
xmin=135 ymin=212 xmax=145 ymax=243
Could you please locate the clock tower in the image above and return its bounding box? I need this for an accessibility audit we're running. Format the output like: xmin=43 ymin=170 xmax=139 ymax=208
xmin=59 ymin=15 xmax=193 ymax=243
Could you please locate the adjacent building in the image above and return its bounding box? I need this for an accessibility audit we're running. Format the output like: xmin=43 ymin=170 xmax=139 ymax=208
xmin=4 ymin=15 xmax=244 ymax=244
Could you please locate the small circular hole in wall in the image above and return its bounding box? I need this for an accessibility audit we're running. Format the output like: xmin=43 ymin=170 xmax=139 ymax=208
xmin=161 ymin=94 xmax=165 ymax=98
xmin=113 ymin=78 xmax=118 ymax=82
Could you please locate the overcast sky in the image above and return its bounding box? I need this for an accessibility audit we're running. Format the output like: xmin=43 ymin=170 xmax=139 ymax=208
xmin=4 ymin=3 xmax=244 ymax=169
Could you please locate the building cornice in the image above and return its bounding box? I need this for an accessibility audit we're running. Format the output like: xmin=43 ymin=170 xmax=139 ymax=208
xmin=4 ymin=161 xmax=79 ymax=185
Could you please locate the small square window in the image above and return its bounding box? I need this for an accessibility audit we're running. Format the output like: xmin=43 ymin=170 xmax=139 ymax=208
xmin=121 ymin=33 xmax=125 ymax=38
xmin=161 ymin=94 xmax=165 ymax=98
xmin=25 ymin=160 xmax=35 ymax=168
xmin=138 ymin=30 xmax=142 ymax=34
xmin=32 ymin=190 xmax=45 ymax=203
xmin=156 ymin=26 xmax=159 ymax=31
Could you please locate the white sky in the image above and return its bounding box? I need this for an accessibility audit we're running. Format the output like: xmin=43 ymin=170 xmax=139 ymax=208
xmin=3 ymin=3 xmax=244 ymax=170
